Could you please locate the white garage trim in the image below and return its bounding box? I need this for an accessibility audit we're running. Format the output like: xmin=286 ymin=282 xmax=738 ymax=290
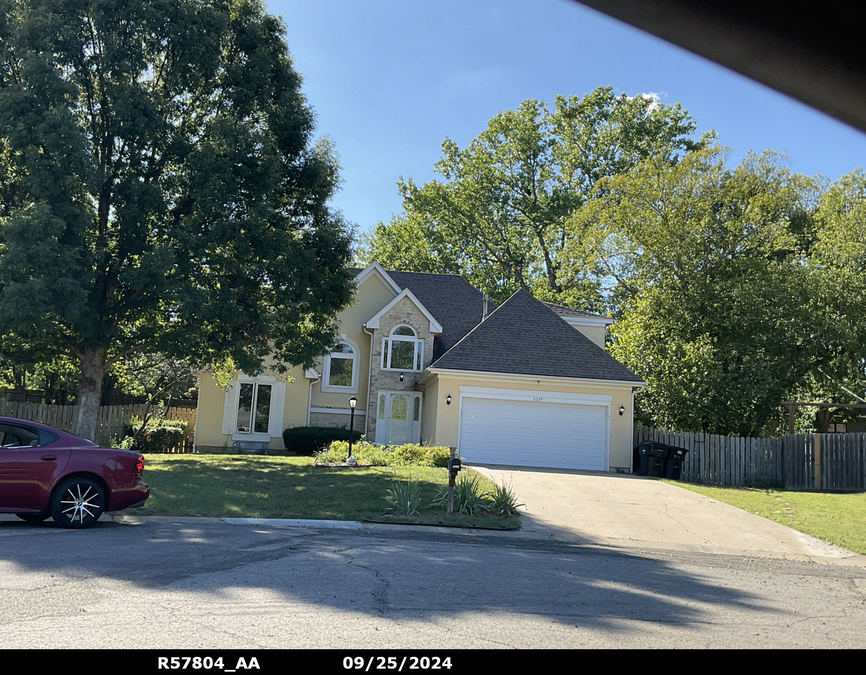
xmin=421 ymin=368 xmax=646 ymax=389
xmin=457 ymin=386 xmax=611 ymax=471
xmin=458 ymin=386 xmax=612 ymax=406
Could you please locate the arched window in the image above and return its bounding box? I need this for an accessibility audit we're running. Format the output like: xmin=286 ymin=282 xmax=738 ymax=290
xmin=382 ymin=325 xmax=423 ymax=371
xmin=322 ymin=336 xmax=359 ymax=392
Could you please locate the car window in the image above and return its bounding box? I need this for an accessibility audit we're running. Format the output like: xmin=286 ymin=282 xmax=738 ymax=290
xmin=0 ymin=423 xmax=42 ymax=447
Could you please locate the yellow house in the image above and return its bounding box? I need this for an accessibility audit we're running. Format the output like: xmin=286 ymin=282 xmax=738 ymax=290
xmin=195 ymin=262 xmax=645 ymax=472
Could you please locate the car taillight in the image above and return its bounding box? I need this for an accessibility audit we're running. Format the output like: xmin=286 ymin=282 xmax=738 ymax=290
xmin=135 ymin=455 xmax=144 ymax=473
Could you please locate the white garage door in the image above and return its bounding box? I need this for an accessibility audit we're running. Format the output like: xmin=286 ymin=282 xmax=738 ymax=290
xmin=458 ymin=396 xmax=608 ymax=470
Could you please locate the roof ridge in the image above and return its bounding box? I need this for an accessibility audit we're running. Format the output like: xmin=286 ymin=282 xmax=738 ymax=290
xmin=386 ymin=269 xmax=468 ymax=279
xmin=540 ymin=300 xmax=609 ymax=319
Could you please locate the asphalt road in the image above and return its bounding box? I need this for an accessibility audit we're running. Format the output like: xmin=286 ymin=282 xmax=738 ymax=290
xmin=1 ymin=515 xmax=865 ymax=651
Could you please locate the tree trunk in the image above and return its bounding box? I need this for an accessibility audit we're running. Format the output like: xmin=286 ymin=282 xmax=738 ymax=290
xmin=74 ymin=347 xmax=107 ymax=441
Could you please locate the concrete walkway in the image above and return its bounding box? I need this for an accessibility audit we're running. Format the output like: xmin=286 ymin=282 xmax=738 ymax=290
xmin=473 ymin=465 xmax=864 ymax=563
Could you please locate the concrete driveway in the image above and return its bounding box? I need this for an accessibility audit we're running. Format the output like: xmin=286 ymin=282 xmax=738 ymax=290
xmin=473 ymin=466 xmax=863 ymax=563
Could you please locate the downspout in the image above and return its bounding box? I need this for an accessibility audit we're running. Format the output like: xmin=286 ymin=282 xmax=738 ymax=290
xmin=192 ymin=372 xmax=202 ymax=453
xmin=363 ymin=323 xmax=375 ymax=438
xmin=630 ymin=386 xmax=641 ymax=473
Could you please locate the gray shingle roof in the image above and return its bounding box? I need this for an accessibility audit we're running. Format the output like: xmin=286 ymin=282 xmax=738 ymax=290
xmin=541 ymin=301 xmax=610 ymax=320
xmin=430 ymin=287 xmax=642 ymax=382
xmin=385 ymin=271 xmax=492 ymax=360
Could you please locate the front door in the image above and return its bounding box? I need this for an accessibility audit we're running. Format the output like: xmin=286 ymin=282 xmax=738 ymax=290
xmin=376 ymin=392 xmax=422 ymax=445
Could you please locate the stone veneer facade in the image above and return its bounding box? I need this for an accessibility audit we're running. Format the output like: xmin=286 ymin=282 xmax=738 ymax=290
xmin=365 ymin=296 xmax=437 ymax=441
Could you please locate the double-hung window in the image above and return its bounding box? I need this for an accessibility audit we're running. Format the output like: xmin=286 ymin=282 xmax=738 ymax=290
xmin=382 ymin=325 xmax=423 ymax=371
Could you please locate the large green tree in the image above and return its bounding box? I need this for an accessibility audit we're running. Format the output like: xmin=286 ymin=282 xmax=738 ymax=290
xmin=795 ymin=169 xmax=866 ymax=421
xmin=0 ymin=0 xmax=354 ymax=439
xmin=587 ymin=147 xmax=818 ymax=434
xmin=359 ymin=87 xmax=710 ymax=304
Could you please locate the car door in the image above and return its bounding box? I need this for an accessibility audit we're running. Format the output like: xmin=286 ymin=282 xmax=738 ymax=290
xmin=0 ymin=423 xmax=71 ymax=511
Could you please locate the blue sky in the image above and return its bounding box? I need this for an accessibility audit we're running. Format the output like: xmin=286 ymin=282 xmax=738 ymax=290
xmin=269 ymin=0 xmax=866 ymax=235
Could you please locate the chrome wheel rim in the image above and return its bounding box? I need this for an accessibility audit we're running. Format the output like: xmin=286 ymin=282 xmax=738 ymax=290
xmin=60 ymin=484 xmax=100 ymax=524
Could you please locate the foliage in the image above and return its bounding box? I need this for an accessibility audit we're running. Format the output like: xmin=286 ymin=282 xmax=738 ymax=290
xmin=0 ymin=0 xmax=355 ymax=439
xmin=0 ymin=339 xmax=79 ymax=403
xmin=359 ymin=87 xmax=710 ymax=304
xmin=590 ymin=147 xmax=819 ymax=434
xmin=105 ymin=353 xmax=196 ymax=406
xmin=487 ymin=482 xmax=525 ymax=516
xmin=316 ymin=440 xmax=451 ymax=467
xmin=383 ymin=475 xmax=423 ymax=515
xmin=388 ymin=443 xmax=451 ymax=467
xmin=797 ymin=169 xmax=866 ymax=428
xmin=120 ymin=415 xmax=188 ymax=453
xmin=433 ymin=473 xmax=490 ymax=515
xmin=283 ymin=426 xmax=363 ymax=455
xmin=316 ymin=439 xmax=381 ymax=464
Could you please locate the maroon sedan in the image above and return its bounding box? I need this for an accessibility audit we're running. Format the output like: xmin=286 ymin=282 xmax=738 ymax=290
xmin=0 ymin=416 xmax=149 ymax=528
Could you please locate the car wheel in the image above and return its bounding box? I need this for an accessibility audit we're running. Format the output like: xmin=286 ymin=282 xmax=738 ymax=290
xmin=15 ymin=513 xmax=50 ymax=523
xmin=50 ymin=477 xmax=105 ymax=529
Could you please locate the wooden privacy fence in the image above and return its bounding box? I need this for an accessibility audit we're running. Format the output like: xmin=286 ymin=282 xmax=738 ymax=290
xmin=0 ymin=401 xmax=196 ymax=452
xmin=635 ymin=425 xmax=866 ymax=491
xmin=782 ymin=433 xmax=866 ymax=491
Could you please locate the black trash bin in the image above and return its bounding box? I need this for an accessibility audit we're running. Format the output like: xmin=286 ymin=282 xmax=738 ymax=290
xmin=664 ymin=446 xmax=689 ymax=480
xmin=636 ymin=442 xmax=669 ymax=477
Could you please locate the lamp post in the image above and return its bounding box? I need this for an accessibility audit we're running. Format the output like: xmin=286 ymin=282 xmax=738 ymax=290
xmin=348 ymin=396 xmax=357 ymax=459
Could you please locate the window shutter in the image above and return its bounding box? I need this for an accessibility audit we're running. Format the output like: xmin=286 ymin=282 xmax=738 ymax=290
xmin=268 ymin=381 xmax=287 ymax=437
xmin=221 ymin=381 xmax=239 ymax=435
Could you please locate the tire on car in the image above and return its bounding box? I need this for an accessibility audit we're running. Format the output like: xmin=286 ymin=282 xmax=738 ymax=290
xmin=50 ymin=476 xmax=106 ymax=529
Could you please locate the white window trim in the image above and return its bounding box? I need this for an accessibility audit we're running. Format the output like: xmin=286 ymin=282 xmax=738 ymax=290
xmin=221 ymin=374 xmax=285 ymax=441
xmin=321 ymin=334 xmax=360 ymax=393
xmin=381 ymin=325 xmax=424 ymax=372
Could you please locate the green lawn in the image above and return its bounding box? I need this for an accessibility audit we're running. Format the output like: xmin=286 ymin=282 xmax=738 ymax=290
xmin=671 ymin=482 xmax=866 ymax=555
xmin=138 ymin=454 xmax=519 ymax=529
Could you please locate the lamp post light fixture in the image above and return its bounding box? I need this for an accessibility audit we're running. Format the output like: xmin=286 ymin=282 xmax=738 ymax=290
xmin=348 ymin=396 xmax=357 ymax=459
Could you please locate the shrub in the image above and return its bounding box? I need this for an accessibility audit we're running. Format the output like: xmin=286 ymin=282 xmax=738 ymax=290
xmin=488 ymin=482 xmax=525 ymax=516
xmin=316 ymin=440 xmax=451 ymax=467
xmin=420 ymin=445 xmax=450 ymax=468
xmin=433 ymin=474 xmax=489 ymax=515
xmin=383 ymin=476 xmax=423 ymax=515
xmin=390 ymin=443 xmax=450 ymax=467
xmin=121 ymin=416 xmax=188 ymax=453
xmin=315 ymin=440 xmax=381 ymax=464
xmin=282 ymin=426 xmax=362 ymax=455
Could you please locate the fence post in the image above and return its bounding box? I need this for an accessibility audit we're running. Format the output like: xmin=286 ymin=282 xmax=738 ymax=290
xmin=812 ymin=434 xmax=821 ymax=490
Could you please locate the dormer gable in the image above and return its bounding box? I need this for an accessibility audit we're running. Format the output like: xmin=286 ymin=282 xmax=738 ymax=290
xmin=365 ymin=288 xmax=443 ymax=335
